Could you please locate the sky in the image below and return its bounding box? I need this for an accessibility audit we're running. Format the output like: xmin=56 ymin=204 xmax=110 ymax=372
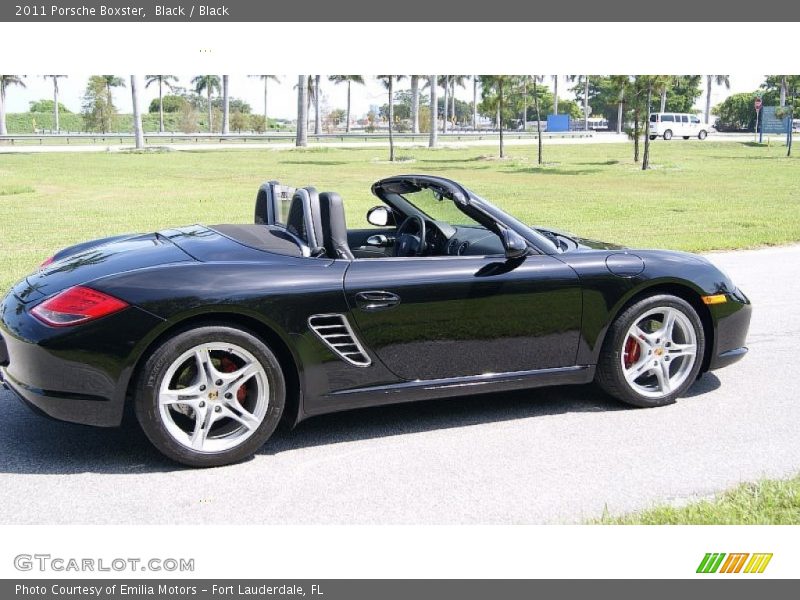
xmin=4 ymin=74 xmax=767 ymax=120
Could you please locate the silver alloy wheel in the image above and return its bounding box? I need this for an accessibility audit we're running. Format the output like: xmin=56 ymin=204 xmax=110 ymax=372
xmin=158 ymin=342 xmax=269 ymax=453
xmin=620 ymin=306 xmax=697 ymax=399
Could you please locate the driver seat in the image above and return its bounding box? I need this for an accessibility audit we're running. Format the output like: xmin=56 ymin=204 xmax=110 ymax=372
xmin=318 ymin=192 xmax=354 ymax=260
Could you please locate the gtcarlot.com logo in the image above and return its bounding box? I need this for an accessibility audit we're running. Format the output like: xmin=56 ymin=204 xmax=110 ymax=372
xmin=14 ymin=554 xmax=195 ymax=573
xmin=696 ymin=553 xmax=773 ymax=574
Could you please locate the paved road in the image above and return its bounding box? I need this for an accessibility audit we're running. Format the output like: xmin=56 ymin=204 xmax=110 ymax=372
xmin=0 ymin=132 xmax=758 ymax=154
xmin=0 ymin=245 xmax=797 ymax=524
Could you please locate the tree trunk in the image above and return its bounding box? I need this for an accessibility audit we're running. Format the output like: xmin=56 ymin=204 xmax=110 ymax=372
xmin=222 ymin=75 xmax=230 ymax=134
xmin=617 ymin=88 xmax=624 ymax=134
xmin=705 ymin=75 xmax=712 ymax=124
xmin=158 ymin=78 xmax=164 ymax=133
xmin=522 ymin=80 xmax=527 ymax=132
xmin=472 ymin=76 xmax=478 ymax=130
xmin=643 ymin=84 xmax=652 ymax=170
xmin=450 ymin=78 xmax=456 ymax=128
xmin=346 ymin=81 xmax=352 ymax=133
xmin=264 ymin=77 xmax=269 ymax=126
xmin=553 ymin=75 xmax=559 ymax=115
xmin=634 ymin=108 xmax=640 ymax=163
xmin=207 ymin=84 xmax=213 ymax=133
xmin=780 ymin=76 xmax=787 ymax=107
xmin=411 ymin=75 xmax=419 ymax=134
xmin=442 ymin=76 xmax=448 ymax=133
xmin=53 ymin=77 xmax=60 ymax=133
xmin=296 ymin=75 xmax=308 ymax=147
xmin=388 ymin=77 xmax=395 ymax=162
xmin=0 ymin=84 xmax=7 ymax=136
xmin=498 ymin=79 xmax=504 ymax=159
xmin=534 ymin=79 xmax=542 ymax=165
xmin=130 ymin=75 xmax=144 ymax=150
xmin=583 ymin=76 xmax=589 ymax=131
xmin=660 ymin=87 xmax=667 ymax=112
xmin=314 ymin=75 xmax=321 ymax=135
xmin=429 ymin=75 xmax=438 ymax=148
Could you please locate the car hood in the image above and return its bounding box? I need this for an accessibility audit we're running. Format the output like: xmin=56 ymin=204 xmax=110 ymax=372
xmin=12 ymin=232 xmax=194 ymax=303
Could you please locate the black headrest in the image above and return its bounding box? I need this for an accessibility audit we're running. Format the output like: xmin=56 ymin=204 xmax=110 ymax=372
xmin=286 ymin=187 xmax=324 ymax=254
xmin=319 ymin=192 xmax=353 ymax=260
xmin=255 ymin=181 xmax=295 ymax=225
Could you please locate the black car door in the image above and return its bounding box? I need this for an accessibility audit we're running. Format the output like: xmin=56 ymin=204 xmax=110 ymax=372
xmin=343 ymin=254 xmax=582 ymax=381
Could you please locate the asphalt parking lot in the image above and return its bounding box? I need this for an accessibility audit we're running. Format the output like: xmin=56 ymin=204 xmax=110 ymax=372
xmin=0 ymin=244 xmax=797 ymax=524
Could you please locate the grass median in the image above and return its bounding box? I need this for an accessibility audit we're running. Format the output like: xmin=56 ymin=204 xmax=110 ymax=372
xmin=0 ymin=140 xmax=798 ymax=291
xmin=595 ymin=475 xmax=800 ymax=524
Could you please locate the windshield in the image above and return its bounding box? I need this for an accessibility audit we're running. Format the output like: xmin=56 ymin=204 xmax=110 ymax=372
xmin=399 ymin=187 xmax=478 ymax=227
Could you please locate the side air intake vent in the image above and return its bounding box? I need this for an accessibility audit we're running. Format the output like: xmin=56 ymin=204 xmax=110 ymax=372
xmin=308 ymin=314 xmax=372 ymax=367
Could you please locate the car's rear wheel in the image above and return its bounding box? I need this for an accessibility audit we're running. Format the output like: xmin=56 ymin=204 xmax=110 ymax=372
xmin=649 ymin=135 xmax=656 ymax=140
xmin=135 ymin=325 xmax=285 ymax=467
xmin=698 ymin=130 xmax=708 ymax=140
xmin=596 ymin=295 xmax=705 ymax=407
xmin=663 ymin=129 xmax=673 ymax=140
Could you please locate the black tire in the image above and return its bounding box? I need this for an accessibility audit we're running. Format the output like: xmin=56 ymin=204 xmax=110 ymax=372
xmin=663 ymin=129 xmax=673 ymax=140
xmin=683 ymin=136 xmax=690 ymax=140
xmin=134 ymin=325 xmax=285 ymax=467
xmin=698 ymin=130 xmax=707 ymax=140
xmin=595 ymin=294 xmax=705 ymax=408
xmin=649 ymin=135 xmax=656 ymax=140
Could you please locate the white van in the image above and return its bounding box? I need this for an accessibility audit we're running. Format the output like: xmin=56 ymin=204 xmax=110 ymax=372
xmin=649 ymin=113 xmax=708 ymax=140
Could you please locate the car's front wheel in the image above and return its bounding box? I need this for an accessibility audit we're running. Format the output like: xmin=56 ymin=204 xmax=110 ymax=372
xmin=596 ymin=295 xmax=705 ymax=407
xmin=698 ymin=130 xmax=708 ymax=140
xmin=135 ymin=325 xmax=285 ymax=467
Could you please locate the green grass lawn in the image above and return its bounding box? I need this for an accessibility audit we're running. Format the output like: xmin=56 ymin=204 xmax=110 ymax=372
xmin=596 ymin=475 xmax=800 ymax=524
xmin=0 ymin=140 xmax=797 ymax=292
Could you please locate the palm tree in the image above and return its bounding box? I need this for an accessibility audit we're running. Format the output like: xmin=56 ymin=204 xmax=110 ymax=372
xmin=376 ymin=75 xmax=406 ymax=161
xmin=191 ymin=75 xmax=221 ymax=133
xmin=705 ymin=75 xmax=730 ymax=124
xmin=568 ymin=75 xmax=591 ymax=131
xmin=314 ymin=75 xmax=321 ymax=135
xmin=130 ymin=75 xmax=144 ymax=149
xmin=101 ymin=75 xmax=125 ymax=131
xmin=296 ymin=75 xmax=308 ymax=147
xmin=441 ymin=75 xmax=449 ymax=133
xmin=449 ymin=76 xmax=468 ymax=128
xmin=221 ymin=75 xmax=230 ymax=134
xmin=480 ymin=76 xmax=515 ymax=158
xmin=249 ymin=75 xmax=280 ymax=128
xmin=551 ymin=75 xmax=559 ymax=115
xmin=527 ymin=76 xmax=545 ymax=164
xmin=409 ymin=75 xmax=421 ymax=133
xmin=658 ymin=76 xmax=674 ymax=113
xmin=429 ymin=75 xmax=438 ymax=148
xmin=0 ymin=75 xmax=26 ymax=136
xmin=43 ymin=75 xmax=66 ymax=133
xmin=329 ymin=76 xmax=364 ymax=133
xmin=145 ymin=75 xmax=178 ymax=133
xmin=609 ymin=75 xmax=630 ymax=134
xmin=472 ymin=75 xmax=479 ymax=130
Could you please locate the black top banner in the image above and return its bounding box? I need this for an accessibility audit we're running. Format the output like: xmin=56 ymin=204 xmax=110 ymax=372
xmin=3 ymin=0 xmax=799 ymax=21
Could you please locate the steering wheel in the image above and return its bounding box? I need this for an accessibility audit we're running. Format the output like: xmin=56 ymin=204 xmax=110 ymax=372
xmin=394 ymin=215 xmax=427 ymax=257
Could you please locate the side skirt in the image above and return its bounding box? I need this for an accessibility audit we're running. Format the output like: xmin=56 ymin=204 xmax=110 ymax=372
xmin=303 ymin=365 xmax=596 ymax=418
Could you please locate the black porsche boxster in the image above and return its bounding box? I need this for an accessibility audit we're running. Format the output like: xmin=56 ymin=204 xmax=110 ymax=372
xmin=0 ymin=175 xmax=751 ymax=467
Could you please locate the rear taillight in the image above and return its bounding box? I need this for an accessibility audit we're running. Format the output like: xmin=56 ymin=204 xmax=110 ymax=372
xmin=40 ymin=256 xmax=55 ymax=268
xmin=31 ymin=286 xmax=129 ymax=327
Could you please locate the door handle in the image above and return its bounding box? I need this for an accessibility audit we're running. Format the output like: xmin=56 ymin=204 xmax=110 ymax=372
xmin=355 ymin=291 xmax=401 ymax=311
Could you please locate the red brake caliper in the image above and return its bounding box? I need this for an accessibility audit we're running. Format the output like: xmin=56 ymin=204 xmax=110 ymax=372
xmin=623 ymin=336 xmax=641 ymax=369
xmin=220 ymin=357 xmax=247 ymax=402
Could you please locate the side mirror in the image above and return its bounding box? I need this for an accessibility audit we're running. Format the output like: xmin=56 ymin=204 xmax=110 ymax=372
xmin=367 ymin=205 xmax=393 ymax=227
xmin=501 ymin=228 xmax=529 ymax=259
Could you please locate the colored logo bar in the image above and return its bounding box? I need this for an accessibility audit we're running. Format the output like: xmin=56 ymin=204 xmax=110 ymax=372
xmin=697 ymin=553 xmax=773 ymax=574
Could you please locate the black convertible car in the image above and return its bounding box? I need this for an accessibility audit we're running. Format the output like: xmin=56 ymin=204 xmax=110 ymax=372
xmin=0 ymin=175 xmax=751 ymax=467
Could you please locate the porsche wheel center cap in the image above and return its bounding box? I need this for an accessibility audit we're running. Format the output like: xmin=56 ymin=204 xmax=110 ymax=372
xmin=208 ymin=390 xmax=219 ymax=401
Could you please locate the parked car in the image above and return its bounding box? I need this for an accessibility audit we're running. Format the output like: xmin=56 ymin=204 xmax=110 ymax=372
xmin=649 ymin=112 xmax=709 ymax=140
xmin=0 ymin=175 xmax=751 ymax=467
